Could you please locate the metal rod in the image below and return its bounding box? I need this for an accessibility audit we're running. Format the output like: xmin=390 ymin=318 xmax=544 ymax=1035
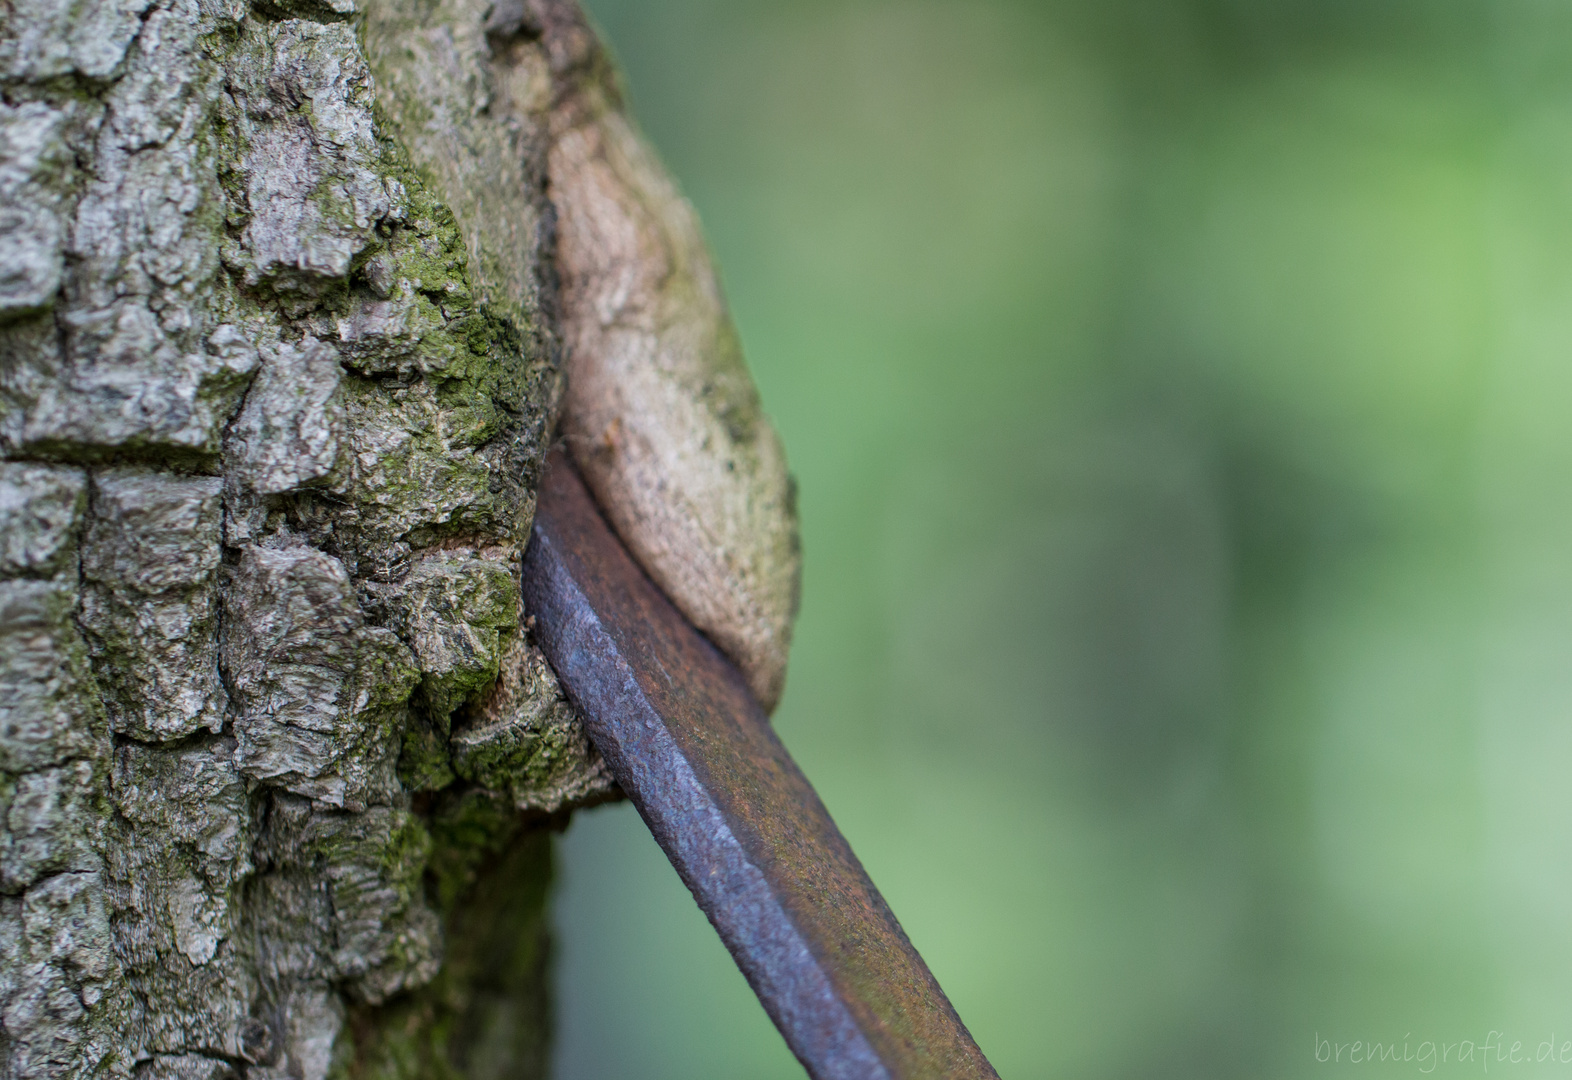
xmin=522 ymin=447 xmax=999 ymax=1080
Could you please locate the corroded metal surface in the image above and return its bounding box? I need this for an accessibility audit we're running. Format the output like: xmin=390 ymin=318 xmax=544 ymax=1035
xmin=522 ymin=448 xmax=999 ymax=1080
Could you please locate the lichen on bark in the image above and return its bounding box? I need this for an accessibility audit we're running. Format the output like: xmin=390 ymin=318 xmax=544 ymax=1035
xmin=0 ymin=1 xmax=627 ymax=1076
xmin=1 ymin=0 xmax=803 ymax=1071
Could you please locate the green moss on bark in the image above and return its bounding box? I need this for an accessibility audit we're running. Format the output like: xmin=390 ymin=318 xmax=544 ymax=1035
xmin=334 ymin=816 xmax=555 ymax=1080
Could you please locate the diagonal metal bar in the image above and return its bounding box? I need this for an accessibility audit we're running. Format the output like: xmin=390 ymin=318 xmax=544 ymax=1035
xmin=521 ymin=447 xmax=999 ymax=1080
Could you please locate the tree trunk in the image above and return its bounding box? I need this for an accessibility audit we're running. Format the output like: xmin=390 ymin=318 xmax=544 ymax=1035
xmin=0 ymin=1 xmax=796 ymax=1076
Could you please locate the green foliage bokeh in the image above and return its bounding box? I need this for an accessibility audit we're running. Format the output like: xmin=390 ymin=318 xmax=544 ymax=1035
xmin=552 ymin=2 xmax=1572 ymax=1076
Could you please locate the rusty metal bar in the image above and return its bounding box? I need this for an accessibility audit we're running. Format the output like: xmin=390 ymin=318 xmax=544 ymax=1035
xmin=522 ymin=447 xmax=999 ymax=1080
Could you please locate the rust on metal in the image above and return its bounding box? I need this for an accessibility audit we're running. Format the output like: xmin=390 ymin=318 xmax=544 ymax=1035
xmin=521 ymin=446 xmax=999 ymax=1080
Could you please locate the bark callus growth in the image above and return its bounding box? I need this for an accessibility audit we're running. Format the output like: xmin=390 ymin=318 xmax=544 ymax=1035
xmin=0 ymin=0 xmax=798 ymax=1076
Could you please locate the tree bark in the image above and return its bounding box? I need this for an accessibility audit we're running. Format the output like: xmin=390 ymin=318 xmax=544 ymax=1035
xmin=0 ymin=1 xmax=797 ymax=1076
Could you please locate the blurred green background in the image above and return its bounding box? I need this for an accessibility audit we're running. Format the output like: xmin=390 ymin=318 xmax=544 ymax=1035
xmin=548 ymin=2 xmax=1572 ymax=1077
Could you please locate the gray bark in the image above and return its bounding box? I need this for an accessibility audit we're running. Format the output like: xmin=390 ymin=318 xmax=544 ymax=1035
xmin=0 ymin=2 xmax=656 ymax=1076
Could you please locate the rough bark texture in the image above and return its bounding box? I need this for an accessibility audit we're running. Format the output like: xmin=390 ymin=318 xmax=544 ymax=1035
xmin=0 ymin=0 xmax=801 ymax=1075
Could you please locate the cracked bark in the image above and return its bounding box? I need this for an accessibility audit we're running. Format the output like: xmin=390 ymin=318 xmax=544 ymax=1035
xmin=0 ymin=0 xmax=799 ymax=1076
